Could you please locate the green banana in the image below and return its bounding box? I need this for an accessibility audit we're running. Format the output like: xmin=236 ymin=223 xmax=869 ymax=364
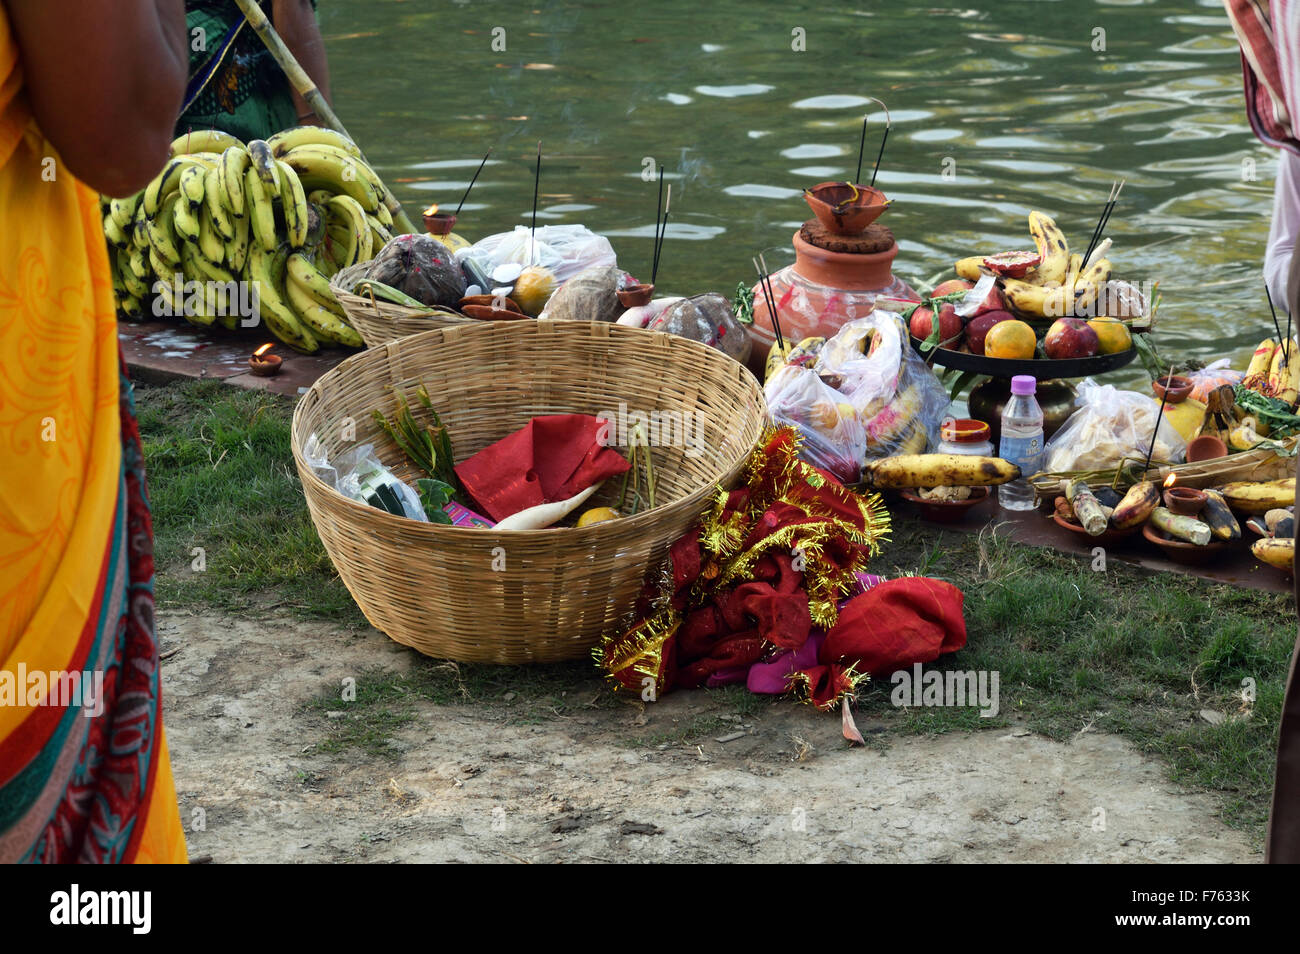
xmin=109 ymin=193 xmax=140 ymax=232
xmin=127 ymin=246 xmax=149 ymax=282
xmin=246 ymin=243 xmax=319 ymax=353
xmin=119 ymin=249 xmax=150 ymax=300
xmin=286 ymin=251 xmax=347 ymax=316
xmin=103 ymin=213 xmax=130 ymax=248
xmin=285 ymin=271 xmax=362 ymax=347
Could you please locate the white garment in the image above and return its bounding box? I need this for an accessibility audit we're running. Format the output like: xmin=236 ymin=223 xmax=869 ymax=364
xmin=1265 ymin=3 xmax=1300 ymax=309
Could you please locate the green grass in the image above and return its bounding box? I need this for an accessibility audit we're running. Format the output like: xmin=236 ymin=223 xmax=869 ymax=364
xmin=137 ymin=376 xmax=1294 ymax=837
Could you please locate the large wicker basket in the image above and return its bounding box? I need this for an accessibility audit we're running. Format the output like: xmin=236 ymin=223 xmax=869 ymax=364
xmin=331 ymin=262 xmax=473 ymax=347
xmin=291 ymin=320 xmax=768 ymax=663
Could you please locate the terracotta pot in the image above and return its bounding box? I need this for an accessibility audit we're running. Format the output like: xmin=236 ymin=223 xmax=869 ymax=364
xmin=1152 ymin=374 xmax=1193 ymax=404
xmin=617 ymin=283 xmax=654 ymax=308
xmin=791 ymin=229 xmax=898 ymax=290
xmin=803 ymin=182 xmax=889 ymax=235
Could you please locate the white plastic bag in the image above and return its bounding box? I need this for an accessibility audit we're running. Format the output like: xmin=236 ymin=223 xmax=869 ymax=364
xmin=764 ymin=311 xmax=949 ymax=482
xmin=304 ymin=435 xmax=427 ymax=521
xmin=466 ymin=224 xmax=617 ymax=286
xmin=1043 ymin=378 xmax=1187 ymax=472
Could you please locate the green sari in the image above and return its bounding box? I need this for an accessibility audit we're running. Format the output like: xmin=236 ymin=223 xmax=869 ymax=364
xmin=175 ymin=0 xmax=316 ymax=142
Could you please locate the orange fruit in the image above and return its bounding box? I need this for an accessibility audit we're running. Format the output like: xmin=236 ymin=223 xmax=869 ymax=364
xmin=1087 ymin=317 xmax=1132 ymax=355
xmin=984 ymin=319 xmax=1038 ymax=359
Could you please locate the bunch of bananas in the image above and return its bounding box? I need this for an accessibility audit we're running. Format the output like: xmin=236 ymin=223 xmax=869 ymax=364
xmin=954 ymin=211 xmax=1118 ymax=320
xmin=101 ymin=127 xmax=403 ymax=352
xmin=1243 ymin=336 xmax=1300 ymax=408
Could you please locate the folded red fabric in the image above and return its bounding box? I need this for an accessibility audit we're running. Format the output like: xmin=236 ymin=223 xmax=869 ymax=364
xmin=453 ymin=414 xmax=630 ymax=521
xmin=820 ymin=576 xmax=967 ymax=677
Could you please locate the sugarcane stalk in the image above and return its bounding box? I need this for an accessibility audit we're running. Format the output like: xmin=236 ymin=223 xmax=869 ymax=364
xmin=1065 ymin=479 xmax=1108 ymax=535
xmin=1150 ymin=506 xmax=1211 ymax=546
xmin=232 ymin=0 xmax=419 ymax=235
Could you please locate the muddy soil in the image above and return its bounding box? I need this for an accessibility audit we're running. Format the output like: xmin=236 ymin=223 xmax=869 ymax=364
xmin=160 ymin=612 xmax=1257 ymax=864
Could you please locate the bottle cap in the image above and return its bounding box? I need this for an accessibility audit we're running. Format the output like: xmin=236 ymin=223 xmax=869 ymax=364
xmin=940 ymin=418 xmax=991 ymax=444
xmin=1010 ymin=374 xmax=1037 ymax=396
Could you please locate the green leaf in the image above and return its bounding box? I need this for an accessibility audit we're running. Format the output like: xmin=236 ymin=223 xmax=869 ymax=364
xmin=416 ymin=478 xmax=457 ymax=522
xmin=948 ymin=370 xmax=984 ymax=402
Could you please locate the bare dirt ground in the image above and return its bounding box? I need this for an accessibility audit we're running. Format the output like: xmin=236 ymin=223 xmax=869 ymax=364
xmin=160 ymin=610 xmax=1258 ymax=863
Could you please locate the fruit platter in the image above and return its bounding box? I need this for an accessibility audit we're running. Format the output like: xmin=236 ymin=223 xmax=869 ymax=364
xmin=894 ymin=209 xmax=1155 ymax=379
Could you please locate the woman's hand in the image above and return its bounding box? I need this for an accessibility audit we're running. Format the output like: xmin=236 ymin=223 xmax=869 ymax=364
xmin=6 ymin=0 xmax=187 ymax=196
xmin=273 ymin=0 xmax=330 ymax=123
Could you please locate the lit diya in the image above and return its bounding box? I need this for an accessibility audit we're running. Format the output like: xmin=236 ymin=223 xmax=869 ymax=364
xmin=249 ymin=343 xmax=282 ymax=376
xmin=422 ymin=203 xmax=457 ymax=236
xmin=1162 ymin=473 xmax=1206 ymax=516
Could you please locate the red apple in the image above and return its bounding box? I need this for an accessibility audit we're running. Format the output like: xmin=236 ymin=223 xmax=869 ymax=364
xmin=930 ymin=279 xmax=973 ymax=299
xmin=968 ymin=281 xmax=1005 ymax=317
xmin=1044 ymin=317 xmax=1100 ymax=359
xmin=964 ymin=309 xmax=1014 ymax=355
xmin=910 ymin=302 xmax=963 ymax=346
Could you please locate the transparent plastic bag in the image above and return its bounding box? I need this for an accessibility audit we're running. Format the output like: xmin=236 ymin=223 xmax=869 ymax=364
xmin=1185 ymin=359 xmax=1245 ymax=403
xmin=303 ymin=435 xmax=427 ymax=521
xmin=764 ymin=312 xmax=949 ymax=482
xmin=1043 ymin=379 xmax=1187 ymax=473
xmin=466 ymin=225 xmax=617 ymax=286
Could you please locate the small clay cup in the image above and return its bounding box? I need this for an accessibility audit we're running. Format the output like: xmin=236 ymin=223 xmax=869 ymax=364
xmin=1152 ymin=374 xmax=1193 ymax=404
xmin=248 ymin=352 xmax=282 ymax=376
xmin=617 ymin=283 xmax=654 ymax=308
xmin=1163 ymin=485 xmax=1206 ymax=516
xmin=424 ymin=211 xmax=458 ymax=236
xmin=1185 ymin=434 xmax=1228 ymax=462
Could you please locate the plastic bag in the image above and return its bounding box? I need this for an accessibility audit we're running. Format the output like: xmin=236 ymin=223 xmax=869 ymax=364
xmin=1185 ymin=359 xmax=1245 ymax=403
xmin=1043 ymin=379 xmax=1187 ymax=473
xmin=303 ymin=435 xmax=427 ymax=521
xmin=763 ymin=311 xmax=949 ymax=482
xmin=466 ymin=224 xmax=617 ymax=287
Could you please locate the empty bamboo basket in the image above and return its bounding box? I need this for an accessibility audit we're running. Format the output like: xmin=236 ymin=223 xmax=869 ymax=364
xmin=291 ymin=319 xmax=768 ymax=663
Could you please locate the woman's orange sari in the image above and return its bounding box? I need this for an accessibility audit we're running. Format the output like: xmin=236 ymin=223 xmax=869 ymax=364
xmin=0 ymin=6 xmax=185 ymax=862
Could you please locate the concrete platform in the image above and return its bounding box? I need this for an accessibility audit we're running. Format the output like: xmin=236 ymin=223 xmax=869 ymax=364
xmin=119 ymin=318 xmax=351 ymax=397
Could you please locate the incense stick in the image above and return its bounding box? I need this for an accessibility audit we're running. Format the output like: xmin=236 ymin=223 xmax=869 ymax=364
xmin=1083 ymin=180 xmax=1124 ymax=266
xmin=1266 ymin=284 xmax=1286 ymax=345
xmin=855 ymin=114 xmax=868 ymax=186
xmin=454 ymin=148 xmax=493 ymax=218
xmin=752 ymin=257 xmax=784 ymax=352
xmin=866 ymin=97 xmax=892 ymax=189
xmin=1143 ymin=363 xmax=1175 ymax=471
xmin=529 ymin=140 xmax=541 ymax=266
xmin=650 ymin=165 xmax=664 ymax=279
xmin=652 ymin=184 xmax=671 ymax=286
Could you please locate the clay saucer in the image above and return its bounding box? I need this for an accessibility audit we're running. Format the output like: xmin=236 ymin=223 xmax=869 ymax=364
xmin=1142 ymin=523 xmax=1227 ymax=565
xmin=458 ymin=294 xmax=527 ymax=321
xmin=900 ymin=486 xmax=990 ymax=523
xmin=1051 ymin=511 xmax=1139 ymax=548
xmin=803 ymin=181 xmax=890 ymax=235
xmin=617 ymin=283 xmax=654 ymax=308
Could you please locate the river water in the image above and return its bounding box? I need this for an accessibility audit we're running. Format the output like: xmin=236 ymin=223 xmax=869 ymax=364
xmin=322 ymin=0 xmax=1277 ymax=384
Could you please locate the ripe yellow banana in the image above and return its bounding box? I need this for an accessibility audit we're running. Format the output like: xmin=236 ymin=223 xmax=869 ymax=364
xmin=197 ymin=205 xmax=228 ymax=267
xmin=1219 ymin=478 xmax=1296 ymax=514
xmin=1245 ymin=338 xmax=1279 ymax=390
xmin=170 ymin=129 xmax=243 ymax=158
xmin=146 ymin=194 xmax=183 ymax=265
xmin=1072 ymin=257 xmax=1112 ymax=315
xmin=285 ymin=269 xmax=363 ymax=347
xmin=246 ymin=243 xmax=319 ymax=353
xmin=954 ymin=256 xmax=984 ymax=281
xmin=267 ymin=126 xmax=363 ymax=159
xmin=220 ymin=145 xmax=250 ymax=217
xmin=204 ymin=166 xmax=236 ymax=241
xmin=244 ymin=166 xmax=278 ymax=250
xmin=1027 ymin=211 xmax=1069 ymax=286
xmin=171 ymin=190 xmax=201 ymax=243
xmin=274 ymin=159 xmax=309 ymax=248
xmin=1252 ymin=536 xmax=1295 ymax=570
xmin=283 ymin=147 xmax=382 ymax=213
xmin=1001 ymin=277 xmax=1073 ymax=319
xmin=861 ymin=453 xmax=1020 ymax=489
xmin=325 ymin=195 xmax=372 ymax=266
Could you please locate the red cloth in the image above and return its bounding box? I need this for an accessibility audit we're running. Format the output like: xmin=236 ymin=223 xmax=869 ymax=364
xmin=820 ymin=577 xmax=967 ymax=678
xmin=453 ymin=414 xmax=630 ymax=522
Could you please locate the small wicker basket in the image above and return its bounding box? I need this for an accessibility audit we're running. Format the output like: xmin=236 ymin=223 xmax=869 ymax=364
xmin=330 ymin=262 xmax=472 ymax=347
xmin=291 ymin=319 xmax=768 ymax=663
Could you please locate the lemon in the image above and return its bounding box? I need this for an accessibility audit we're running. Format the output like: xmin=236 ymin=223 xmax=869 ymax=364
xmin=577 ymin=507 xmax=620 ymax=527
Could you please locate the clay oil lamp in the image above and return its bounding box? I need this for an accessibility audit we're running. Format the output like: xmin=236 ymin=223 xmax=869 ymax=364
xmin=1162 ymin=473 xmax=1206 ymax=516
xmin=803 ymin=181 xmax=891 ymax=235
xmin=1151 ymin=374 xmax=1193 ymax=405
xmin=422 ymin=202 xmax=458 ymax=237
xmin=617 ymin=280 xmax=654 ymax=308
xmin=249 ymin=342 xmax=282 ymax=376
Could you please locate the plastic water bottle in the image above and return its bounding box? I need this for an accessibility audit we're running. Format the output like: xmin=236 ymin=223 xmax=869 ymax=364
xmin=998 ymin=375 xmax=1044 ymax=511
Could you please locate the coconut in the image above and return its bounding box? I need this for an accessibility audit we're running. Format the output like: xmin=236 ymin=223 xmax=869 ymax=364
xmin=541 ymin=265 xmax=628 ymax=323
xmin=648 ymin=292 xmax=751 ymax=365
xmin=363 ymin=234 xmax=465 ymax=308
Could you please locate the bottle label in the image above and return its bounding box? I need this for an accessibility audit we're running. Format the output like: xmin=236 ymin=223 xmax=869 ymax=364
xmin=999 ymin=433 xmax=1043 ymax=475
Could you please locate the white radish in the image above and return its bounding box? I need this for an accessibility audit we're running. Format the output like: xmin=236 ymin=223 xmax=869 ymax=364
xmin=493 ymin=482 xmax=604 ymax=531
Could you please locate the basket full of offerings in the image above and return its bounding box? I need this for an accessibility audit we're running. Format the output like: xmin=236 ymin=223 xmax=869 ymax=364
xmin=291 ymin=319 xmax=767 ymax=663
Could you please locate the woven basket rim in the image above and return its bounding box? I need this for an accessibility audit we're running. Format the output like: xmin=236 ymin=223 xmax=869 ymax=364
xmin=290 ymin=320 xmax=768 ymax=537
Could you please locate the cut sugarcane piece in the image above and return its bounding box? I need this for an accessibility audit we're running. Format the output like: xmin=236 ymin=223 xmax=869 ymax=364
xmin=1150 ymin=506 xmax=1211 ymax=546
xmin=1065 ymin=479 xmax=1107 ymax=535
